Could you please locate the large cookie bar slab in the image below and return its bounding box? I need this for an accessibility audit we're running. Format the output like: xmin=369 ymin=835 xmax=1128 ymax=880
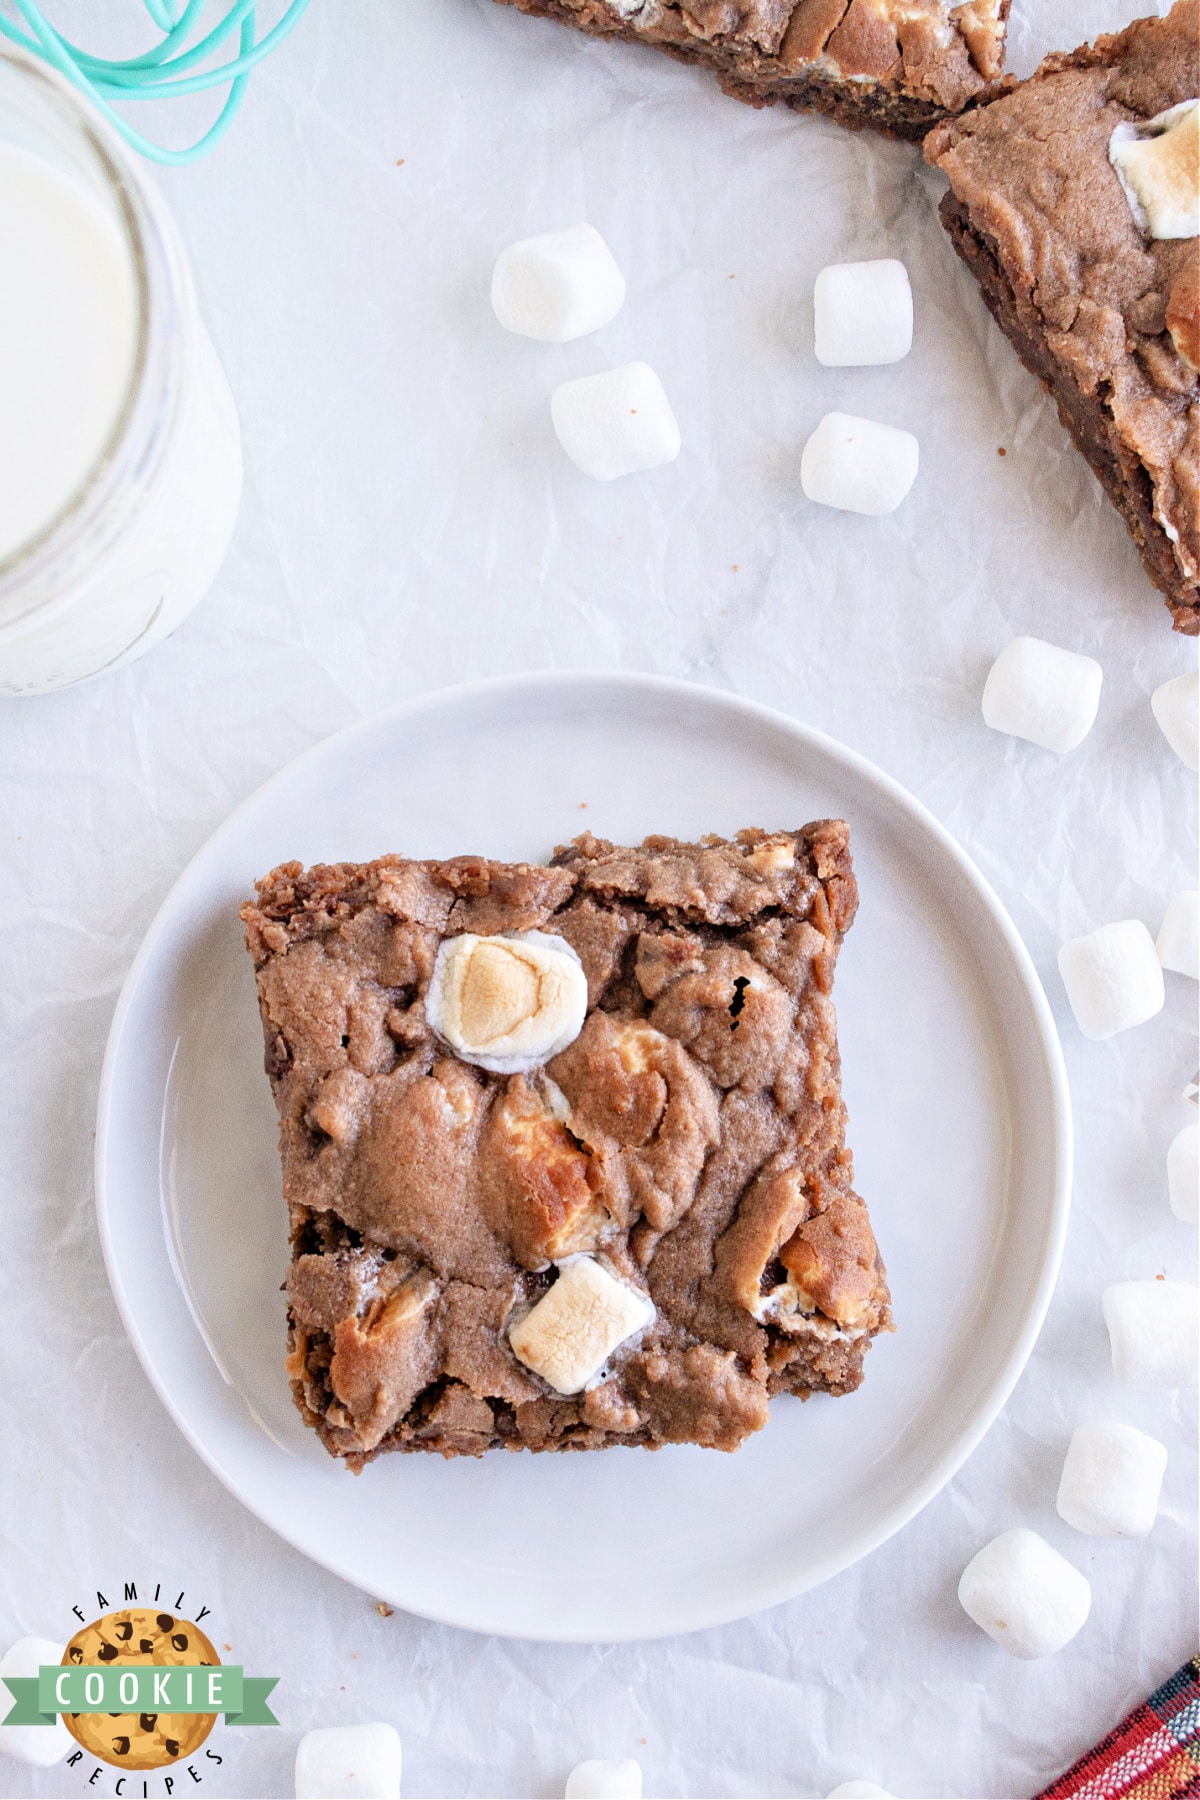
xmin=926 ymin=0 xmax=1200 ymax=633
xmin=241 ymin=823 xmax=890 ymax=1466
xmin=492 ymin=0 xmax=1008 ymax=142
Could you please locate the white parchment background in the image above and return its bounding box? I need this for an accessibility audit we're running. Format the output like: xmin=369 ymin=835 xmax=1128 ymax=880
xmin=0 ymin=0 xmax=1196 ymax=1794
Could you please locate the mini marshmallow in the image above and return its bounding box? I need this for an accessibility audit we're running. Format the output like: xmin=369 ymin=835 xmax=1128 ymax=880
xmin=565 ymin=1758 xmax=643 ymax=1798
xmin=1109 ymin=101 xmax=1200 ymax=240
xmin=1057 ymin=920 xmax=1165 ymax=1039
xmin=425 ymin=930 xmax=587 ymax=1073
xmin=826 ymin=1784 xmax=894 ymax=1798
xmin=510 ymin=1255 xmax=654 ymax=1394
xmin=800 ymin=412 xmax=918 ymax=516
xmin=1168 ymin=1122 xmax=1199 ymax=1222
xmin=0 ymin=1637 xmax=71 ymax=1768
xmin=492 ymin=223 xmax=625 ymax=343
xmin=551 ymin=363 xmax=680 ymax=481
xmin=981 ymin=636 xmax=1103 ymax=753
xmin=1151 ymin=670 xmax=1199 ymax=770
xmin=813 ymin=258 xmax=913 ymax=366
xmin=1103 ymin=1280 xmax=1199 ymax=1388
xmin=957 ymin=1528 xmax=1091 ymax=1659
xmin=295 ymin=1722 xmax=402 ymax=1800
xmin=1157 ymin=890 xmax=1199 ymax=978
xmin=1056 ymin=1420 xmax=1168 ymax=1536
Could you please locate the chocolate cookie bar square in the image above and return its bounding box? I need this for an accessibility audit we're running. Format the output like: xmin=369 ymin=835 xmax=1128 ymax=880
xmin=240 ymin=823 xmax=890 ymax=1466
xmin=926 ymin=1 xmax=1199 ymax=632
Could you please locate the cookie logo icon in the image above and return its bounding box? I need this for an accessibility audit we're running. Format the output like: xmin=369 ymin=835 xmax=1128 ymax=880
xmin=62 ymin=1610 xmax=220 ymax=1772
xmin=0 ymin=1593 xmax=278 ymax=1783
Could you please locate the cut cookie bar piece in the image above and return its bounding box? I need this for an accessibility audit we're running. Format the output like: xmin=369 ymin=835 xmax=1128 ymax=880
xmin=240 ymin=823 xmax=890 ymax=1466
xmin=492 ymin=0 xmax=1008 ymax=142
xmin=925 ymin=0 xmax=1200 ymax=633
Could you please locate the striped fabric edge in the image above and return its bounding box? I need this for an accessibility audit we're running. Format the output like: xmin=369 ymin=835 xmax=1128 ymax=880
xmin=1034 ymin=1659 xmax=1200 ymax=1800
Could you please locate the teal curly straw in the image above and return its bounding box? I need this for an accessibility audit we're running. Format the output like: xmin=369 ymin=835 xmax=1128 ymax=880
xmin=0 ymin=0 xmax=313 ymax=163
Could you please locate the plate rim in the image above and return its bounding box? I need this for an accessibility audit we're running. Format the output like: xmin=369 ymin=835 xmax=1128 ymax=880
xmin=94 ymin=669 xmax=1073 ymax=1642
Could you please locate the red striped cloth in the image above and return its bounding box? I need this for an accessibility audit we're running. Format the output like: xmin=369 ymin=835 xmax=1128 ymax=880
xmin=1035 ymin=1660 xmax=1200 ymax=1800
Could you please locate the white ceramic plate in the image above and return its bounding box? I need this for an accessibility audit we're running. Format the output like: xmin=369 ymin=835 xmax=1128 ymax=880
xmin=95 ymin=672 xmax=1070 ymax=1643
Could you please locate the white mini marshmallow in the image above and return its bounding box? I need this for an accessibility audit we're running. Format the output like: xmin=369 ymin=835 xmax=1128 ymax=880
xmin=827 ymin=1784 xmax=894 ymax=1798
xmin=1056 ymin=1420 xmax=1168 ymax=1536
xmin=510 ymin=1255 xmax=654 ymax=1394
xmin=0 ymin=1637 xmax=71 ymax=1768
xmin=565 ymin=1758 xmax=643 ymax=1798
xmin=1109 ymin=101 xmax=1200 ymax=240
xmin=295 ymin=1723 xmax=402 ymax=1800
xmin=1151 ymin=670 xmax=1199 ymax=769
xmin=1168 ymin=1122 xmax=1199 ymax=1222
xmin=492 ymin=223 xmax=626 ymax=343
xmin=1103 ymin=1280 xmax=1199 ymax=1388
xmin=981 ymin=636 xmax=1103 ymax=753
xmin=1057 ymin=920 xmax=1165 ymax=1039
xmin=1157 ymin=890 xmax=1199 ymax=978
xmin=551 ymin=363 xmax=680 ymax=480
xmin=957 ymin=1529 xmax=1091 ymax=1659
xmin=813 ymin=258 xmax=913 ymax=366
xmin=801 ymin=412 xmax=918 ymax=516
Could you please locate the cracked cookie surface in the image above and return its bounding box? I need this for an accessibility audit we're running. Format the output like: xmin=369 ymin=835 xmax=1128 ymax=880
xmin=491 ymin=0 xmax=1008 ymax=142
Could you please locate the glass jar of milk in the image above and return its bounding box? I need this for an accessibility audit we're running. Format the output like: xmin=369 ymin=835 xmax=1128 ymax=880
xmin=0 ymin=45 xmax=243 ymax=695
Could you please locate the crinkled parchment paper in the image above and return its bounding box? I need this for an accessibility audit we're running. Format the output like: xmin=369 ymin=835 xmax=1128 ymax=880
xmin=0 ymin=0 xmax=1195 ymax=1794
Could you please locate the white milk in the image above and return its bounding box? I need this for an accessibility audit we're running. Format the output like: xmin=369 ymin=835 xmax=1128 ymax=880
xmin=0 ymin=144 xmax=139 ymax=562
xmin=0 ymin=45 xmax=243 ymax=695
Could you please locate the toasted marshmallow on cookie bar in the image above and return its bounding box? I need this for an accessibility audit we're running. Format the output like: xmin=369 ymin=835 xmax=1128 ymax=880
xmin=426 ymin=930 xmax=587 ymax=1074
xmin=1110 ymin=100 xmax=1200 ymax=240
xmin=509 ymin=1256 xmax=655 ymax=1394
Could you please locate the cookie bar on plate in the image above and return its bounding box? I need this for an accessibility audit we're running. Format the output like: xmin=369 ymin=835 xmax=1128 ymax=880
xmin=926 ymin=0 xmax=1199 ymax=632
xmin=492 ymin=0 xmax=1008 ymax=141
xmin=241 ymin=824 xmax=891 ymax=1465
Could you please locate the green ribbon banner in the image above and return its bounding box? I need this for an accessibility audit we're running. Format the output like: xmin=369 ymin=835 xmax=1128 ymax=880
xmin=2 ymin=1667 xmax=278 ymax=1728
